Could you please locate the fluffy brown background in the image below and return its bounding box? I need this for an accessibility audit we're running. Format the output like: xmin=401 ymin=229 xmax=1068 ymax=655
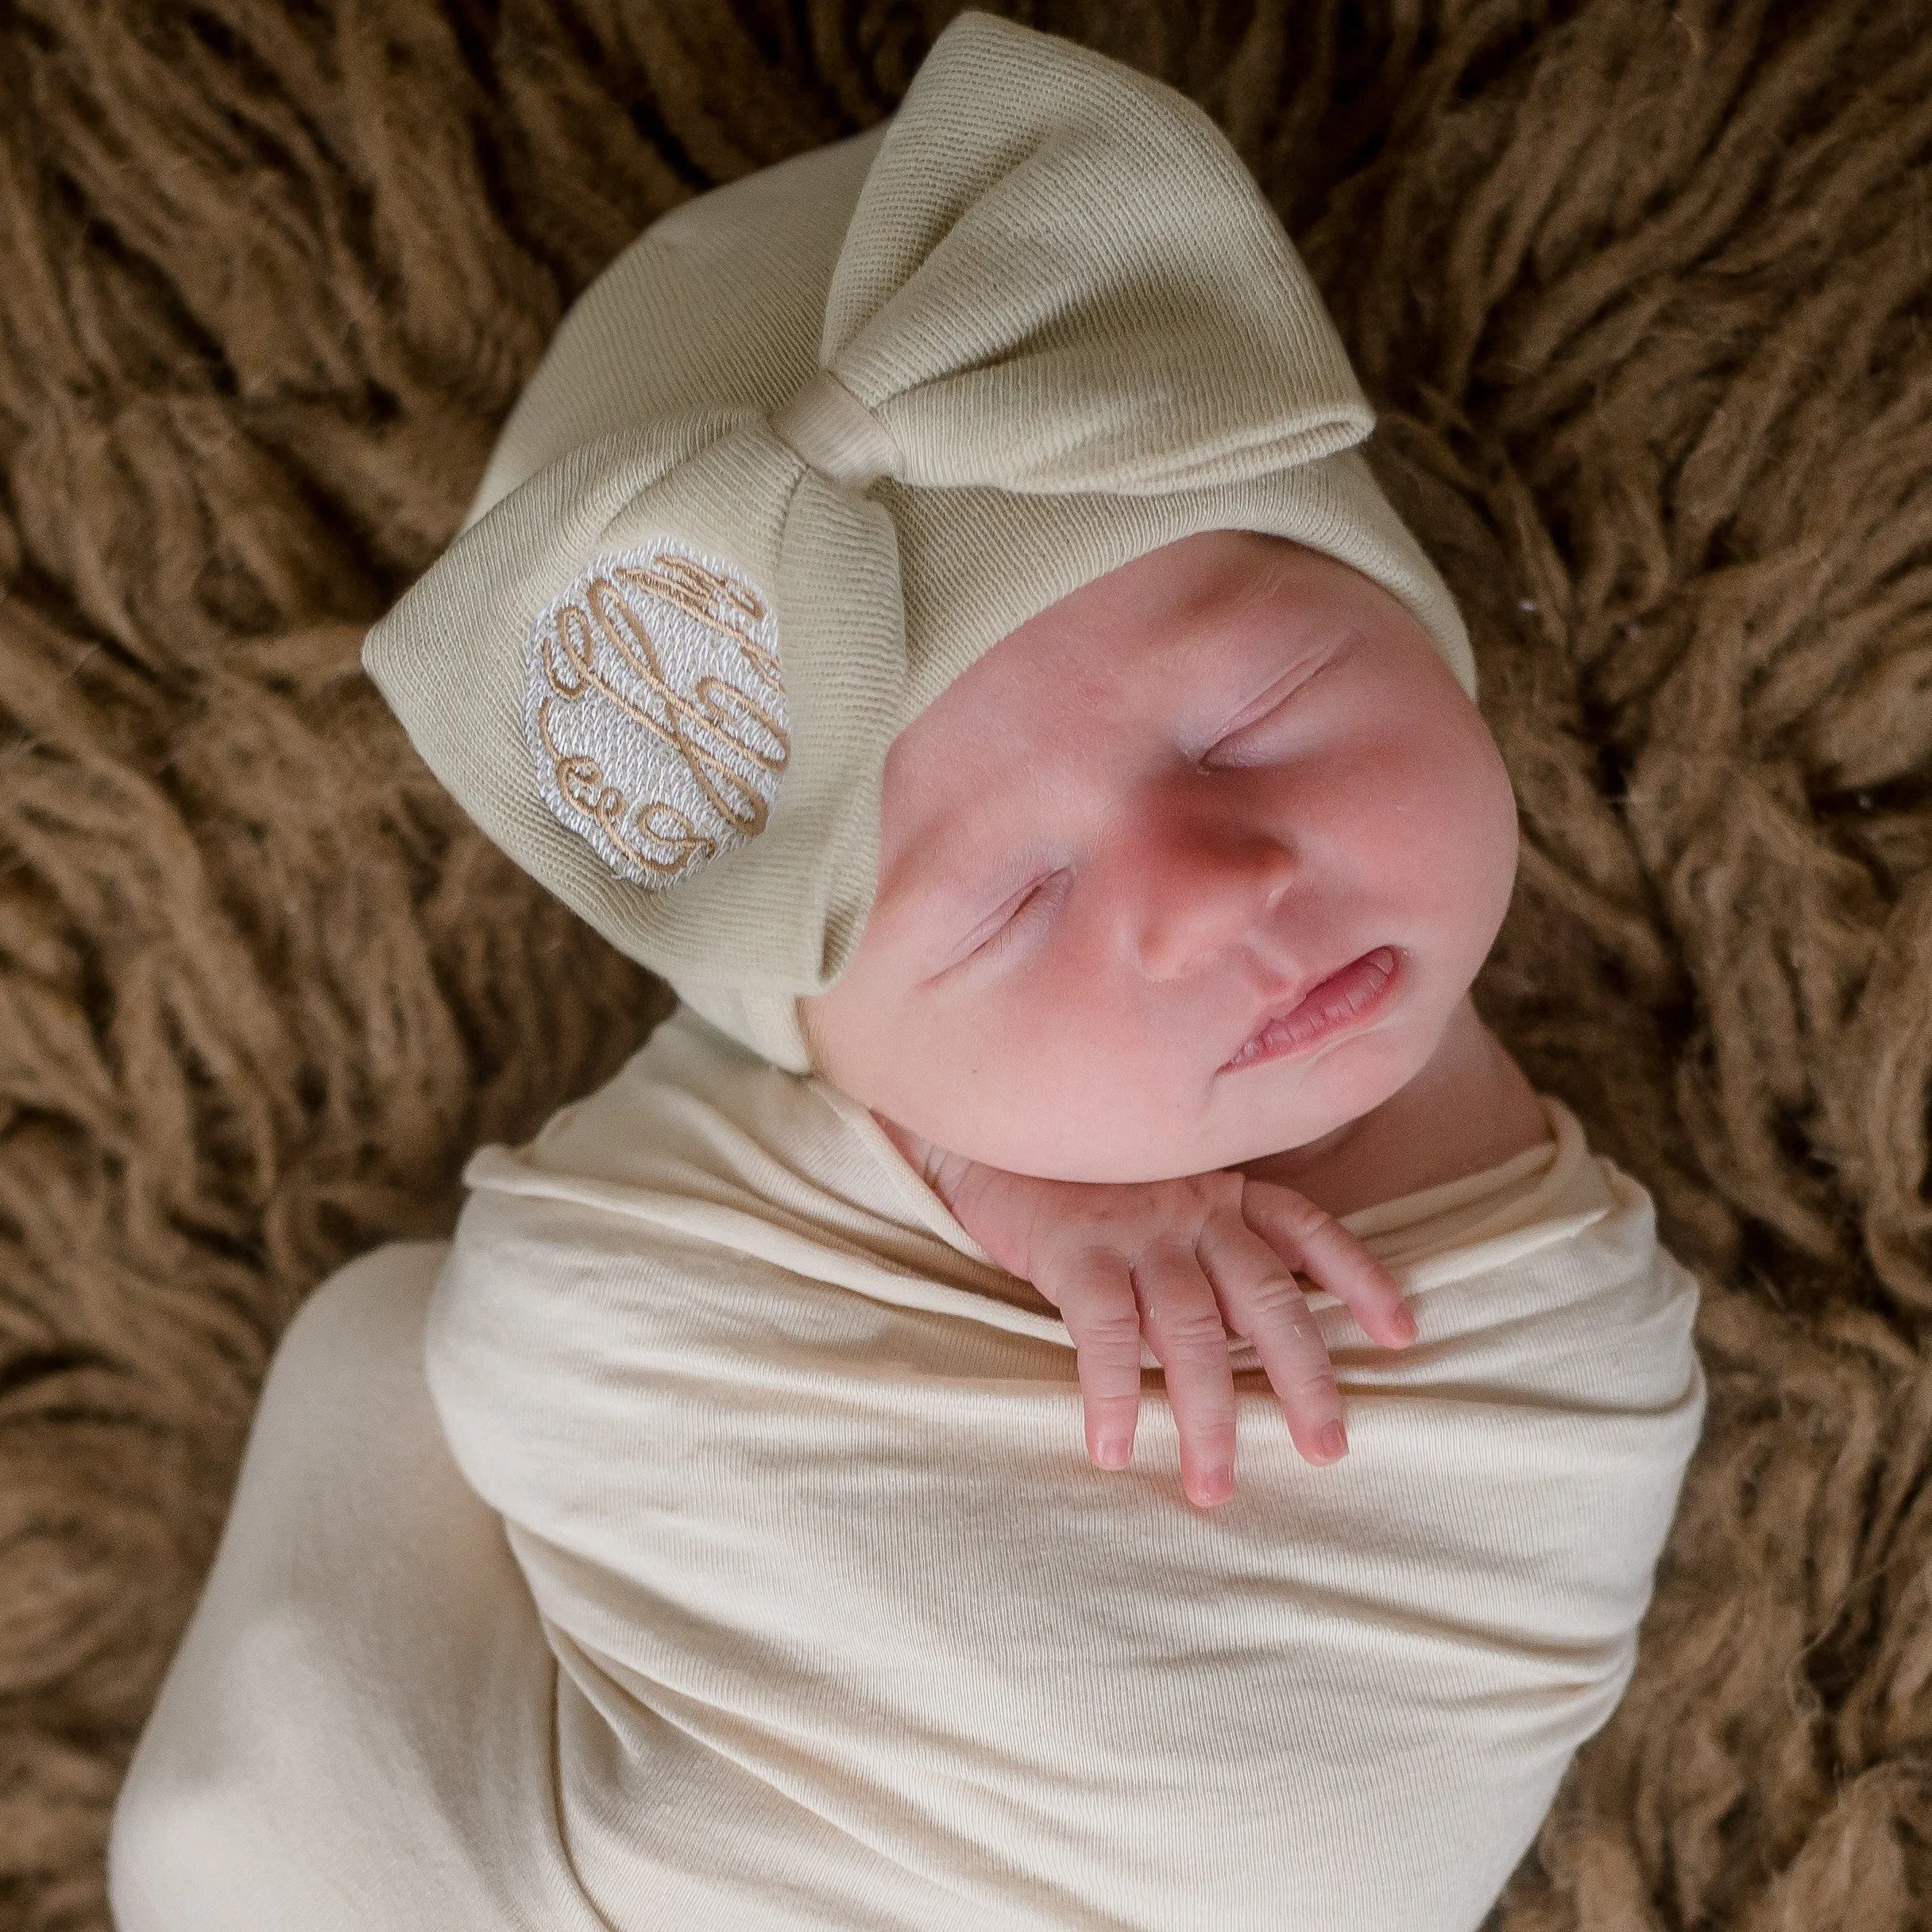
xmin=1 ymin=0 xmax=1928 ymax=1925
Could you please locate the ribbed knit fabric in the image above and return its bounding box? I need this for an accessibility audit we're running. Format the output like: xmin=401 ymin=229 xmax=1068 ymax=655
xmin=108 ymin=1008 xmax=1706 ymax=1931
xmin=358 ymin=13 xmax=1477 ymax=1072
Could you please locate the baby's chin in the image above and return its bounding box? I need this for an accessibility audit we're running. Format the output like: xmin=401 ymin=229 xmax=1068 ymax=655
xmin=919 ymin=1030 xmax=1423 ymax=1185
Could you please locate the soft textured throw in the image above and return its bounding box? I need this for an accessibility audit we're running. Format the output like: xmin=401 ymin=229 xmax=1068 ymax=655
xmin=112 ymin=1010 xmax=1706 ymax=1931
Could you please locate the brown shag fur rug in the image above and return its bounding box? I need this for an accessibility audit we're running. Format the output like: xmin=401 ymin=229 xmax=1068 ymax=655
xmin=2 ymin=0 xmax=1930 ymax=1925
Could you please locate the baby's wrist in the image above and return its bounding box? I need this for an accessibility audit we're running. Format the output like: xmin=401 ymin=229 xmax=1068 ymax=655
xmin=873 ymin=1112 xmax=936 ymax=1179
xmin=874 ymin=1113 xmax=978 ymax=1219
xmin=875 ymin=1117 xmax=1041 ymax=1274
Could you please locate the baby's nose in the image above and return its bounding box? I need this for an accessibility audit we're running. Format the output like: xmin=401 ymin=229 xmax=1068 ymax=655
xmin=1125 ymin=786 xmax=1296 ymax=982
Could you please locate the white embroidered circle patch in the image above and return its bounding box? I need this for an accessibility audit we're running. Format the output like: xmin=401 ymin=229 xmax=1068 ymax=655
xmin=522 ymin=542 xmax=788 ymax=889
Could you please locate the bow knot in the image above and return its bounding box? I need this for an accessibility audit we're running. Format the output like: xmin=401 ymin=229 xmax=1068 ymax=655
xmin=770 ymin=369 xmax=903 ymax=493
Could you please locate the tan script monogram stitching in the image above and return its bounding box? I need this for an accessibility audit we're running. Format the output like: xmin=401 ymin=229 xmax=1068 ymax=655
xmin=524 ymin=543 xmax=789 ymax=887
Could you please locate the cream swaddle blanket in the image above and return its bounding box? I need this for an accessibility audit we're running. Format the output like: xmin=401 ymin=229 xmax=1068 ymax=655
xmin=110 ymin=1011 xmax=1704 ymax=1931
xmin=415 ymin=1009 xmax=1704 ymax=1931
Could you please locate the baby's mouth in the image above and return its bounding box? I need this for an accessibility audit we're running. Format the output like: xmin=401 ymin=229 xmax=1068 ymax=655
xmin=1218 ymin=947 xmax=1401 ymax=1073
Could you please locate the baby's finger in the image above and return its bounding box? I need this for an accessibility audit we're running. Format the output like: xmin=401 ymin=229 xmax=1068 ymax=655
xmin=1133 ymin=1240 xmax=1239 ymax=1508
xmin=1039 ymin=1246 xmax=1146 ymax=1473
xmin=1197 ymin=1215 xmax=1346 ymax=1467
xmin=1240 ymin=1182 xmax=1416 ymax=1349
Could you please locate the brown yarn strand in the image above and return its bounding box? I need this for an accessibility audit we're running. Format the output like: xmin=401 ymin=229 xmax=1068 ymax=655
xmin=0 ymin=1 xmax=1928 ymax=1926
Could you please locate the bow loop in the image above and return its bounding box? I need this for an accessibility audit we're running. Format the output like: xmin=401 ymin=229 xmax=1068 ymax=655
xmin=816 ymin=14 xmax=1373 ymax=497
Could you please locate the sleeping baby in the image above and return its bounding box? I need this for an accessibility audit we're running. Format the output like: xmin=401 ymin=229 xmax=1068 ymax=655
xmin=107 ymin=14 xmax=1707 ymax=1932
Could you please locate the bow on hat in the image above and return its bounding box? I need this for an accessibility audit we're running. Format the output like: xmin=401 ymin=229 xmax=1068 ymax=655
xmin=763 ymin=17 xmax=1370 ymax=497
xmin=361 ymin=11 xmax=1472 ymax=1068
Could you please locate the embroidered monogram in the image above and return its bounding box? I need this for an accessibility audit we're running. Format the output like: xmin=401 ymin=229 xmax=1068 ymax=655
xmin=522 ymin=543 xmax=788 ymax=887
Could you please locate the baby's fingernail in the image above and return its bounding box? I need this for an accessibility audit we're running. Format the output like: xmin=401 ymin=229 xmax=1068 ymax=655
xmin=1197 ymin=1465 xmax=1234 ymax=1505
xmin=1392 ymin=1302 xmax=1418 ymax=1343
xmin=1319 ymin=1420 xmax=1347 ymax=1460
xmin=1095 ymin=1437 xmax=1131 ymax=1470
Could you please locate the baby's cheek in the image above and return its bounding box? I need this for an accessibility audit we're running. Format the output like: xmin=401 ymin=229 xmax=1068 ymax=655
xmin=1427 ymin=740 xmax=1520 ymax=953
xmin=1365 ymin=720 xmax=1513 ymax=914
xmin=922 ymin=970 xmax=1162 ymax=1176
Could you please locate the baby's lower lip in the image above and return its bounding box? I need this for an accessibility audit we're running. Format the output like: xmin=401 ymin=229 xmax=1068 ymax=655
xmin=1218 ymin=947 xmax=1401 ymax=1073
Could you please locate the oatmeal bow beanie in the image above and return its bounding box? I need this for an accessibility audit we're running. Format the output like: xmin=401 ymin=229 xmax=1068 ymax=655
xmin=361 ymin=10 xmax=1475 ymax=1074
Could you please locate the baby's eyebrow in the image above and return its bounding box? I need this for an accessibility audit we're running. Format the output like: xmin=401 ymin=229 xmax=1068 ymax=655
xmin=872 ymin=837 xmax=986 ymax=927
xmin=1194 ymin=598 xmax=1339 ymax=675
xmin=1131 ymin=598 xmax=1330 ymax=717
xmin=926 ymin=861 xmax=1032 ymax=930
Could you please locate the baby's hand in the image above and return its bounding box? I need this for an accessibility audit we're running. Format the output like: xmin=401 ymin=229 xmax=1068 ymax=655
xmin=879 ymin=1123 xmax=1417 ymax=1508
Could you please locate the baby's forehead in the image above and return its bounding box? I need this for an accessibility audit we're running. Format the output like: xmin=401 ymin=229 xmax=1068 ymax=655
xmin=902 ymin=531 xmax=1348 ymax=737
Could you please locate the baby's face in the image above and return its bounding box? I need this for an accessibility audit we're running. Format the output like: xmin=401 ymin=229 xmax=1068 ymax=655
xmin=800 ymin=531 xmax=1518 ymax=1183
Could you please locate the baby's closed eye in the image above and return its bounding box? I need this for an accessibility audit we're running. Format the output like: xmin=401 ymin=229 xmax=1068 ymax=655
xmin=1199 ymin=639 xmax=1351 ymax=770
xmin=945 ymin=867 xmax=1072 ymax=976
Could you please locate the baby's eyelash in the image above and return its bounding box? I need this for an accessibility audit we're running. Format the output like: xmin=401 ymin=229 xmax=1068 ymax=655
xmin=965 ymin=870 xmax=1066 ymax=966
xmin=1203 ymin=655 xmax=1335 ymax=764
